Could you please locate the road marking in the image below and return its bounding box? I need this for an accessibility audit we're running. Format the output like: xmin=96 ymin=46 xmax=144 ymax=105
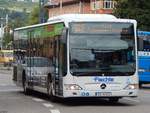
xmin=123 ymin=98 xmax=140 ymax=103
xmin=43 ymin=103 xmax=54 ymax=108
xmin=32 ymin=98 xmax=44 ymax=102
xmin=50 ymin=109 xmax=60 ymax=113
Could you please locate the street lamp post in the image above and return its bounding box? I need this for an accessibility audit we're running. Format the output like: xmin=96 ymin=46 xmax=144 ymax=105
xmin=0 ymin=14 xmax=9 ymax=49
xmin=0 ymin=24 xmax=3 ymax=49
xmin=0 ymin=18 xmax=4 ymax=50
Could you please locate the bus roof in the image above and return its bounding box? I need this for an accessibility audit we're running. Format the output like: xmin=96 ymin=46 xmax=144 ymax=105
xmin=48 ymin=14 xmax=117 ymax=22
xmin=14 ymin=14 xmax=136 ymax=31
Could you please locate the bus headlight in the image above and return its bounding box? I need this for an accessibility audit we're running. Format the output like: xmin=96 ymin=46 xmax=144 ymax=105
xmin=124 ymin=84 xmax=139 ymax=90
xmin=65 ymin=84 xmax=82 ymax=90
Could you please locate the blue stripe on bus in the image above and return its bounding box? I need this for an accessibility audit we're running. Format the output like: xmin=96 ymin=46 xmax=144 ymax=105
xmin=138 ymin=31 xmax=150 ymax=36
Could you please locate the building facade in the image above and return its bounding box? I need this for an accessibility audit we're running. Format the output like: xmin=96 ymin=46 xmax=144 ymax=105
xmin=44 ymin=0 xmax=116 ymax=18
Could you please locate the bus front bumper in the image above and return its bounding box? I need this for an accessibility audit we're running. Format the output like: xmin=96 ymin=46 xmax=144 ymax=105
xmin=63 ymin=89 xmax=138 ymax=98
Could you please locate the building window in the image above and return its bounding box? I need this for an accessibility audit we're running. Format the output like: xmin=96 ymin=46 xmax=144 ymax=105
xmin=103 ymin=0 xmax=114 ymax=9
xmin=91 ymin=0 xmax=101 ymax=10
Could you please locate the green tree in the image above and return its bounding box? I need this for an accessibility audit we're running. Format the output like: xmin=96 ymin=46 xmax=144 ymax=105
xmin=10 ymin=17 xmax=26 ymax=29
xmin=28 ymin=6 xmax=40 ymax=25
xmin=27 ymin=6 xmax=49 ymax=25
xmin=3 ymin=33 xmax=13 ymax=49
xmin=113 ymin=0 xmax=150 ymax=31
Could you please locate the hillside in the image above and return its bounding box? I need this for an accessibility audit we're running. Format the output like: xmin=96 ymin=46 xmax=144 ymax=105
xmin=0 ymin=0 xmax=38 ymax=12
xmin=0 ymin=0 xmax=39 ymax=29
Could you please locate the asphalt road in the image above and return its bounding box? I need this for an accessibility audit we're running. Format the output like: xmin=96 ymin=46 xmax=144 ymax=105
xmin=0 ymin=69 xmax=150 ymax=113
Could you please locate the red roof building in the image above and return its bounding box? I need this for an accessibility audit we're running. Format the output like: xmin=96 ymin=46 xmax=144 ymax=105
xmin=44 ymin=0 xmax=116 ymax=18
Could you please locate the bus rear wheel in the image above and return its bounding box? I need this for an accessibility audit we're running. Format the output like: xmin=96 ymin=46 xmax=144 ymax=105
xmin=108 ymin=97 xmax=119 ymax=103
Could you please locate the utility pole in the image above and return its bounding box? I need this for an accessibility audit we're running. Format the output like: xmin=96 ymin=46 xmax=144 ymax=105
xmin=60 ymin=0 xmax=63 ymax=14
xmin=0 ymin=14 xmax=9 ymax=49
xmin=0 ymin=23 xmax=3 ymax=49
xmin=0 ymin=16 xmax=5 ymax=50
xmin=6 ymin=14 xmax=8 ymax=25
xmin=79 ymin=1 xmax=82 ymax=13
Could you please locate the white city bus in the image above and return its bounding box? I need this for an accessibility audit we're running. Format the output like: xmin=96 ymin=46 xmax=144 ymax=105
xmin=13 ymin=14 xmax=138 ymax=102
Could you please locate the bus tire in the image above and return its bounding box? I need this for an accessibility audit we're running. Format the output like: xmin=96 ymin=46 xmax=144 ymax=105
xmin=22 ymin=73 xmax=30 ymax=95
xmin=108 ymin=97 xmax=119 ymax=103
xmin=47 ymin=76 xmax=56 ymax=102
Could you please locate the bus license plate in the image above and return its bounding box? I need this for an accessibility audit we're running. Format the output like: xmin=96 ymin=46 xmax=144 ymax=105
xmin=95 ymin=92 xmax=112 ymax=96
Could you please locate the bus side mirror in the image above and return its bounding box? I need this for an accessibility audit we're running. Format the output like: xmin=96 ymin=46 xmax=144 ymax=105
xmin=60 ymin=28 xmax=67 ymax=43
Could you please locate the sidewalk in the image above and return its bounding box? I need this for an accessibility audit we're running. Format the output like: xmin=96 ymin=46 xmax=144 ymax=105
xmin=0 ymin=63 xmax=12 ymax=71
xmin=0 ymin=68 xmax=14 ymax=86
xmin=0 ymin=68 xmax=22 ymax=92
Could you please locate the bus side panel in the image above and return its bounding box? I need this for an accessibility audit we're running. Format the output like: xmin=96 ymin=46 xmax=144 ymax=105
xmin=138 ymin=57 xmax=150 ymax=83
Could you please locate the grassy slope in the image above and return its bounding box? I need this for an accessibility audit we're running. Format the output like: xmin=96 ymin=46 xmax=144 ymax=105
xmin=0 ymin=0 xmax=38 ymax=12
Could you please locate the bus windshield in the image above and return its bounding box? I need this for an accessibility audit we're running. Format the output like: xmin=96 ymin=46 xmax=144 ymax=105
xmin=69 ymin=22 xmax=136 ymax=76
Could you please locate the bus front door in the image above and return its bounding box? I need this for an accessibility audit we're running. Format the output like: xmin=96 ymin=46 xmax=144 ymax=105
xmin=54 ymin=38 xmax=63 ymax=96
